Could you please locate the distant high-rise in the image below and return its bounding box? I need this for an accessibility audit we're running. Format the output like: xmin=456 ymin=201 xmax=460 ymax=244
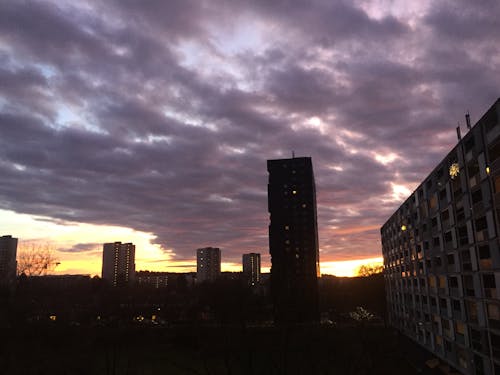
xmin=136 ymin=271 xmax=169 ymax=288
xmin=0 ymin=235 xmax=18 ymax=288
xmin=197 ymin=247 xmax=221 ymax=283
xmin=267 ymin=156 xmax=320 ymax=323
xmin=243 ymin=253 xmax=261 ymax=285
xmin=102 ymin=242 xmax=135 ymax=287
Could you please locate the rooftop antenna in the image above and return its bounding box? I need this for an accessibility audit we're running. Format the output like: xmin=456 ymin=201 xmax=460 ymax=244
xmin=456 ymin=124 xmax=462 ymax=140
xmin=292 ymin=150 xmax=295 ymax=158
xmin=465 ymin=111 xmax=471 ymax=130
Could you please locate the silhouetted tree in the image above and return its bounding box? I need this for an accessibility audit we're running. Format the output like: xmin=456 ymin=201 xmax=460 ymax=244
xmin=17 ymin=242 xmax=60 ymax=276
xmin=356 ymin=263 xmax=383 ymax=277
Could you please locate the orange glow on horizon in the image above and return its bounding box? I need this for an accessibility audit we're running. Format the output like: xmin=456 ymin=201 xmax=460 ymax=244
xmin=320 ymin=257 xmax=383 ymax=277
xmin=4 ymin=210 xmax=384 ymax=279
xmin=50 ymin=257 xmax=383 ymax=278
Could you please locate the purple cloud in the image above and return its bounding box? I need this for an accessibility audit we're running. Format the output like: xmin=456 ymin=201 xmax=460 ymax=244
xmin=0 ymin=0 xmax=499 ymax=266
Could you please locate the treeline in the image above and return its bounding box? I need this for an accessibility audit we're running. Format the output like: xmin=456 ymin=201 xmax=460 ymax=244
xmin=0 ymin=273 xmax=386 ymax=328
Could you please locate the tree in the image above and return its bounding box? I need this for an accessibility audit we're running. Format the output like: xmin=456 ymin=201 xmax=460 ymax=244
xmin=17 ymin=242 xmax=60 ymax=276
xmin=356 ymin=263 xmax=383 ymax=277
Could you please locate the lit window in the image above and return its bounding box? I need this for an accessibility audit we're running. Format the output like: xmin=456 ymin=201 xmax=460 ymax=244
xmin=292 ymin=190 xmax=297 ymax=195
xmin=285 ymin=225 xmax=289 ymax=230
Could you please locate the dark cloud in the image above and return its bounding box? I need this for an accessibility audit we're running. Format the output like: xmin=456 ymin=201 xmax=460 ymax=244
xmin=58 ymin=243 xmax=100 ymax=253
xmin=1 ymin=0 xmax=499 ymax=267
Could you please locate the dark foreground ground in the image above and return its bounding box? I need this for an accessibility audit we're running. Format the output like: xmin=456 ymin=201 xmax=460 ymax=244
xmin=0 ymin=324 xmax=440 ymax=375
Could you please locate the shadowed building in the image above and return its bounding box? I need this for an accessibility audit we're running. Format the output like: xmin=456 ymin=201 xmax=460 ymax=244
xmin=243 ymin=253 xmax=261 ymax=285
xmin=381 ymin=99 xmax=500 ymax=375
xmin=136 ymin=271 xmax=169 ymax=288
xmin=197 ymin=247 xmax=221 ymax=283
xmin=0 ymin=235 xmax=18 ymax=289
xmin=267 ymin=156 xmax=320 ymax=323
xmin=102 ymin=242 xmax=135 ymax=287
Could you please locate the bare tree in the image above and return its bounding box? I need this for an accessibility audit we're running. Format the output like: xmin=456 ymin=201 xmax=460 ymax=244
xmin=356 ymin=263 xmax=383 ymax=277
xmin=17 ymin=242 xmax=60 ymax=276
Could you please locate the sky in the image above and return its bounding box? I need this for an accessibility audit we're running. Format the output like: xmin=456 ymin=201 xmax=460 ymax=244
xmin=1 ymin=0 xmax=500 ymax=277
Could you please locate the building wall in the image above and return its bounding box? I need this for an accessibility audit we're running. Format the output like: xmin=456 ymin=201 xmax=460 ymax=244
xmin=381 ymin=99 xmax=500 ymax=375
xmin=102 ymin=242 xmax=136 ymax=286
xmin=267 ymin=156 xmax=320 ymax=323
xmin=196 ymin=247 xmax=221 ymax=283
xmin=243 ymin=253 xmax=261 ymax=285
xmin=136 ymin=271 xmax=169 ymax=288
xmin=0 ymin=235 xmax=18 ymax=288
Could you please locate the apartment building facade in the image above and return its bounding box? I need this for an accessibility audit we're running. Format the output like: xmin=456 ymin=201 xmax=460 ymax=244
xmin=381 ymin=99 xmax=500 ymax=374
xmin=196 ymin=247 xmax=221 ymax=283
xmin=102 ymin=242 xmax=136 ymax=287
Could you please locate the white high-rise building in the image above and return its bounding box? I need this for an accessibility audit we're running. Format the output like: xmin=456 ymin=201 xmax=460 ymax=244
xmin=243 ymin=253 xmax=261 ymax=285
xmin=197 ymin=247 xmax=221 ymax=283
xmin=102 ymin=242 xmax=135 ymax=286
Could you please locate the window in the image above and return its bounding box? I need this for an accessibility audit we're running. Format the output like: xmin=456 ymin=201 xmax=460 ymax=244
xmin=447 ymin=254 xmax=455 ymax=265
xmin=483 ymin=274 xmax=496 ymax=289
xmin=439 ymin=189 xmax=446 ymax=201
xmin=438 ymin=276 xmax=446 ymax=288
xmin=449 ymin=276 xmax=459 ymax=288
xmin=467 ymin=301 xmax=478 ymax=322
xmin=431 ymin=217 xmax=438 ymax=228
xmin=475 ymin=216 xmax=487 ymax=231
xmin=465 ymin=137 xmax=474 ymax=152
xmin=444 ymin=231 xmax=452 ymax=243
xmin=426 ymin=259 xmax=431 ymax=269
xmin=429 ymin=276 xmax=436 ymax=288
xmin=471 ymin=189 xmax=483 ymax=204
xmin=441 ymin=209 xmax=450 ymax=222
xmin=443 ymin=319 xmax=451 ymax=338
xmin=433 ymin=237 xmax=440 ymax=247
xmin=468 ymin=161 xmax=479 ymax=177
xmin=495 ymin=176 xmax=500 ymax=194
xmin=464 ymin=275 xmax=475 ymax=297
xmin=429 ymin=196 xmax=437 ymax=209
xmin=479 ymin=245 xmax=490 ymax=259
xmin=458 ymin=226 xmax=468 ymax=245
xmin=488 ymin=140 xmax=500 ymax=163
xmin=479 ymin=245 xmax=492 ymax=269
xmin=456 ymin=206 xmax=465 ymax=222
xmin=487 ymin=303 xmax=500 ymax=320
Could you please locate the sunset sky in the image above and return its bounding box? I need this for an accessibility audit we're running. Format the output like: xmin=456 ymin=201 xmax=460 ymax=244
xmin=1 ymin=0 xmax=500 ymax=277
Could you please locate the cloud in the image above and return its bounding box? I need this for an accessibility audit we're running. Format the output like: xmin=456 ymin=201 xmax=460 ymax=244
xmin=0 ymin=0 xmax=499 ymax=266
xmin=58 ymin=243 xmax=101 ymax=253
